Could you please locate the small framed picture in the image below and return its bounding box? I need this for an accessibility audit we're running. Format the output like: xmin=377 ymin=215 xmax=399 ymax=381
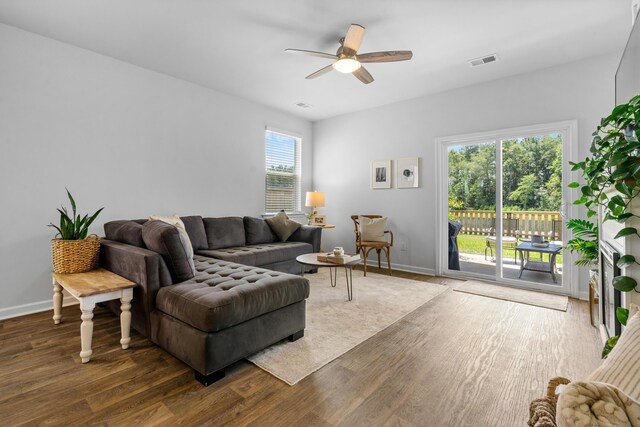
xmin=371 ymin=160 xmax=391 ymax=189
xmin=311 ymin=215 xmax=326 ymax=226
xmin=396 ymin=157 xmax=419 ymax=188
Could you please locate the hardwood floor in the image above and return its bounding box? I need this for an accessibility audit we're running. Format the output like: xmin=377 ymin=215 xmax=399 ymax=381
xmin=0 ymin=270 xmax=602 ymax=426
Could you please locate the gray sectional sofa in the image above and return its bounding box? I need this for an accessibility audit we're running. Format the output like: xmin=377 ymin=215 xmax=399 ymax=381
xmin=100 ymin=215 xmax=321 ymax=385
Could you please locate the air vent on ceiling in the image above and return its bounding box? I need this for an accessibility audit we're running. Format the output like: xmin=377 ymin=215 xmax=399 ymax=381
xmin=468 ymin=54 xmax=499 ymax=67
xmin=296 ymin=102 xmax=312 ymax=109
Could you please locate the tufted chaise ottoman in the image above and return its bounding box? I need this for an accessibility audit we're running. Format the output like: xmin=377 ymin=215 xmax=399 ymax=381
xmin=151 ymin=256 xmax=309 ymax=384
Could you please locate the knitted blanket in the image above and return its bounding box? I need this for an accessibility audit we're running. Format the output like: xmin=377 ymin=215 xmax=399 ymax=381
xmin=557 ymin=381 xmax=640 ymax=427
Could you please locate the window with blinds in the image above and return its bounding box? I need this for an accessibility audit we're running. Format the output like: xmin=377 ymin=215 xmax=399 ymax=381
xmin=265 ymin=129 xmax=302 ymax=213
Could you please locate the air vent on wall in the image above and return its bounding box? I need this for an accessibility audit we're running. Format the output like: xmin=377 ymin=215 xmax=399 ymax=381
xmin=468 ymin=54 xmax=499 ymax=67
xmin=296 ymin=102 xmax=312 ymax=109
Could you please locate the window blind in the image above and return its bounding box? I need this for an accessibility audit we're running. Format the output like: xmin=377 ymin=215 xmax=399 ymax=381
xmin=265 ymin=130 xmax=302 ymax=213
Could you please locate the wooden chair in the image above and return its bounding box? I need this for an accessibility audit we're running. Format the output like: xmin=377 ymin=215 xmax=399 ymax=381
xmin=351 ymin=215 xmax=394 ymax=276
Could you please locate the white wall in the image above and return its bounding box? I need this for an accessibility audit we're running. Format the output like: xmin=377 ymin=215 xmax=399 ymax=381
xmin=313 ymin=53 xmax=619 ymax=297
xmin=0 ymin=24 xmax=312 ymax=316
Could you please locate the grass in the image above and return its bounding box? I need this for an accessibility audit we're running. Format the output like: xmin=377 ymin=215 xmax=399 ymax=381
xmin=457 ymin=233 xmax=563 ymax=264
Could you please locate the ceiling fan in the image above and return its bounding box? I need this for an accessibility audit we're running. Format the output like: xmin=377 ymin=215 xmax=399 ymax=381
xmin=285 ymin=24 xmax=413 ymax=84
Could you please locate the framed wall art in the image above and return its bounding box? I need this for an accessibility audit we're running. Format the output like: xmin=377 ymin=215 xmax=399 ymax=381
xmin=396 ymin=157 xmax=419 ymax=188
xmin=371 ymin=160 xmax=391 ymax=189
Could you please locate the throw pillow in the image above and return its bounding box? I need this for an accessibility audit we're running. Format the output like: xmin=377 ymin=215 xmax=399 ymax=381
xmin=142 ymin=220 xmax=195 ymax=282
xmin=103 ymin=220 xmax=145 ymax=248
xmin=359 ymin=216 xmax=388 ymax=242
xmin=149 ymin=214 xmax=196 ymax=275
xmin=265 ymin=210 xmax=301 ymax=242
xmin=587 ymin=304 xmax=640 ymax=402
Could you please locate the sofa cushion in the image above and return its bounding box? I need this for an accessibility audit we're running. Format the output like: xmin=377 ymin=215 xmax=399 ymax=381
xmin=180 ymin=216 xmax=208 ymax=251
xmin=104 ymin=220 xmax=145 ymax=248
xmin=197 ymin=247 xmax=257 ymax=266
xmin=155 ymin=256 xmax=310 ymax=332
xmin=203 ymin=217 xmax=246 ymax=249
xmin=266 ymin=211 xmax=301 ymax=242
xmin=142 ymin=220 xmax=195 ymax=283
xmin=197 ymin=242 xmax=312 ymax=267
xmin=244 ymin=216 xmax=277 ymax=245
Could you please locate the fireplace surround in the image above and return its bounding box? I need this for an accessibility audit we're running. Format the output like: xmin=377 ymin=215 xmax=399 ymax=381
xmin=600 ymin=241 xmax=622 ymax=337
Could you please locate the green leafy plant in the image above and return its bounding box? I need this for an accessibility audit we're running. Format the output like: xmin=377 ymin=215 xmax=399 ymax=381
xmin=569 ymin=95 xmax=640 ymax=357
xmin=565 ymin=219 xmax=598 ymax=266
xmin=48 ymin=189 xmax=104 ymax=240
xmin=602 ymin=307 xmax=631 ymax=358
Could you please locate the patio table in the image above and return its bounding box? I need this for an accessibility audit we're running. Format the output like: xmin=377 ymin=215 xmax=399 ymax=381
xmin=515 ymin=242 xmax=562 ymax=283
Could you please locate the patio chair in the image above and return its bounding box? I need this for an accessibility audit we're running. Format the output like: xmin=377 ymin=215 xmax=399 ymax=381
xmin=548 ymin=219 xmax=562 ymax=244
xmin=484 ymin=218 xmax=519 ymax=263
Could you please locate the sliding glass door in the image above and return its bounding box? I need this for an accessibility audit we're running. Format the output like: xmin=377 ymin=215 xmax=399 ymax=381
xmin=447 ymin=140 xmax=497 ymax=280
xmin=439 ymin=123 xmax=574 ymax=294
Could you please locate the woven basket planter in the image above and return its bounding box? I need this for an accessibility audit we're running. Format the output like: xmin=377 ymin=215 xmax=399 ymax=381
xmin=51 ymin=235 xmax=101 ymax=274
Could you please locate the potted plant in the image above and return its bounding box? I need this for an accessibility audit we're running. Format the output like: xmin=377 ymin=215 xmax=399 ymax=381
xmin=569 ymin=94 xmax=640 ymax=356
xmin=565 ymin=219 xmax=598 ymax=267
xmin=304 ymin=211 xmax=314 ymax=225
xmin=48 ymin=189 xmax=104 ymax=274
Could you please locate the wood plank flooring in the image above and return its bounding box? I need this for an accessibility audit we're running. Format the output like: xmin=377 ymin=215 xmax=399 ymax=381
xmin=0 ymin=269 xmax=602 ymax=426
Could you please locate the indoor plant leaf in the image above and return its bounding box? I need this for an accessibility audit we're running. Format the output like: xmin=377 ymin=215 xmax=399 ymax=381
xmin=66 ymin=188 xmax=77 ymax=221
xmin=614 ymin=227 xmax=639 ymax=239
xmin=602 ymin=335 xmax=619 ymax=359
xmin=617 ymin=254 xmax=636 ymax=269
xmin=616 ymin=307 xmax=629 ymax=326
xmin=613 ymin=275 xmax=638 ymax=292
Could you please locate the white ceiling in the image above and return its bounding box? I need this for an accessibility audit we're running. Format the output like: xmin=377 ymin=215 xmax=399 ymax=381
xmin=0 ymin=1 xmax=631 ymax=121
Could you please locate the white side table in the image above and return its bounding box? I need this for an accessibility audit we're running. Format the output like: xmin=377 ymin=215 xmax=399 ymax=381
xmin=52 ymin=268 xmax=136 ymax=363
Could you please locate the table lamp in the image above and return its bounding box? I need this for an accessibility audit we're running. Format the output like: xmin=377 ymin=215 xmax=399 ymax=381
xmin=305 ymin=191 xmax=325 ymax=215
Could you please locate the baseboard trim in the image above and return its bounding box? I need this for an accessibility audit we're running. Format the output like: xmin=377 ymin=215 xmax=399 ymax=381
xmin=360 ymin=258 xmax=436 ymax=276
xmin=389 ymin=263 xmax=436 ymax=276
xmin=577 ymin=290 xmax=589 ymax=301
xmin=0 ymin=295 xmax=78 ymax=321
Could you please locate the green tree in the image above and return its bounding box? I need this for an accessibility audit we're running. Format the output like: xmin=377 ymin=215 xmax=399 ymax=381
xmin=448 ymin=135 xmax=562 ymax=211
xmin=508 ymin=174 xmax=538 ymax=209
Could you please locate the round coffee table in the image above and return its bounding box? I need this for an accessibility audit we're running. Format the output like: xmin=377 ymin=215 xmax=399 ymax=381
xmin=296 ymin=253 xmax=360 ymax=301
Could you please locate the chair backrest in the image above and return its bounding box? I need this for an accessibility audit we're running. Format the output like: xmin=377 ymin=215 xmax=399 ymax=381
xmin=489 ymin=217 xmax=519 ymax=237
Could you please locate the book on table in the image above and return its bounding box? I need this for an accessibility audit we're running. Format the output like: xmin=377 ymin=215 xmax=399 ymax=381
xmin=316 ymin=253 xmax=361 ymax=264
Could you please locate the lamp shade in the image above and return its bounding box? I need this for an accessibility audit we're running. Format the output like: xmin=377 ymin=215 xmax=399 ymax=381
xmin=305 ymin=191 xmax=325 ymax=208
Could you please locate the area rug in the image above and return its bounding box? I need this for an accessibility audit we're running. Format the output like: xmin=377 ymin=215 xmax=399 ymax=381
xmin=454 ymin=280 xmax=568 ymax=311
xmin=246 ymin=269 xmax=447 ymax=385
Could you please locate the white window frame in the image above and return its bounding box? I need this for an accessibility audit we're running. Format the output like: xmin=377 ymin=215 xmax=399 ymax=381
xmin=264 ymin=127 xmax=302 ymax=214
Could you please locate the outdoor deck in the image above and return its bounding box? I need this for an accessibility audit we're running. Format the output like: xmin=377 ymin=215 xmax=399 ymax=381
xmin=456 ymin=253 xmax=563 ymax=286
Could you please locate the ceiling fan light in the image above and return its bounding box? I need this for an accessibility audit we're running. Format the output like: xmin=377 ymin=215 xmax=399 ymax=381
xmin=333 ymin=58 xmax=361 ymax=73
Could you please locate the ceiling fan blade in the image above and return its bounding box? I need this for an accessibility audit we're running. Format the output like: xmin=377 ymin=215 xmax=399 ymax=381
xmin=353 ymin=66 xmax=374 ymax=84
xmin=285 ymin=48 xmax=336 ymax=60
xmin=357 ymin=50 xmax=413 ymax=63
xmin=343 ymin=24 xmax=365 ymax=54
xmin=306 ymin=64 xmax=335 ymax=79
